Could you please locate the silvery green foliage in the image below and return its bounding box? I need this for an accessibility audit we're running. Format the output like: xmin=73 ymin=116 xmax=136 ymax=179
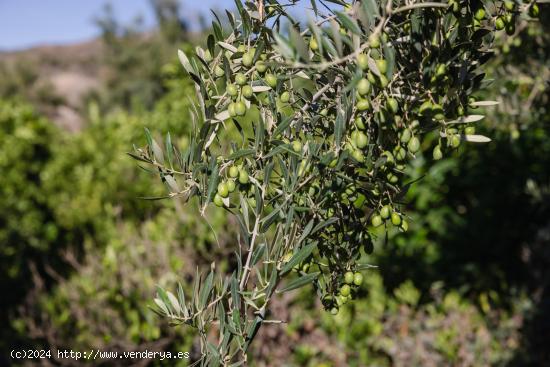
xmin=131 ymin=0 xmax=537 ymax=364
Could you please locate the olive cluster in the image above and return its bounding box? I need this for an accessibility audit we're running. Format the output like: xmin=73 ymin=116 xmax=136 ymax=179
xmin=148 ymin=0 xmax=536 ymax=316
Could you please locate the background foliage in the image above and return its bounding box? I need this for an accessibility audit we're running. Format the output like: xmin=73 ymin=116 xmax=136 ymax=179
xmin=0 ymin=1 xmax=548 ymax=366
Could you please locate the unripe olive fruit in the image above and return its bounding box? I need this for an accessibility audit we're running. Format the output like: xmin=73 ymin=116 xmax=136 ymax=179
xmin=235 ymin=72 xmax=247 ymax=85
xmin=433 ymin=145 xmax=443 ymax=160
xmin=371 ymin=214 xmax=383 ymax=227
xmin=436 ymin=64 xmax=447 ymax=78
xmin=474 ymin=8 xmax=486 ymax=21
xmin=529 ymin=4 xmax=539 ymax=18
xmin=353 ymin=272 xmax=364 ymax=286
xmin=369 ymin=33 xmax=380 ymax=48
xmin=419 ymin=100 xmax=433 ymax=115
xmin=376 ymin=59 xmax=388 ymax=74
xmin=391 ymin=212 xmax=402 ymax=226
xmin=355 ymin=116 xmax=366 ymax=130
xmin=451 ymin=134 xmax=461 ymax=148
xmin=340 ymin=284 xmax=351 ymax=297
xmin=255 ymin=60 xmax=267 ymax=73
xmin=280 ymin=91 xmax=291 ymax=103
xmin=387 ymin=98 xmax=399 ymax=114
xmin=242 ymin=52 xmax=253 ymax=67
xmin=337 ymin=295 xmax=348 ymax=305
xmin=330 ymin=307 xmax=339 ymax=315
xmin=217 ymin=182 xmax=229 ymax=198
xmin=235 ymin=101 xmax=247 ymax=116
xmin=378 ymin=74 xmax=389 ymax=88
xmin=228 ymin=102 xmax=237 ymax=117
xmin=213 ymin=193 xmax=224 ymax=207
xmin=367 ymin=72 xmax=376 ymax=85
xmin=380 ymin=205 xmax=391 ymax=219
xmin=401 ymin=219 xmax=409 ymax=231
xmin=292 ymin=140 xmax=302 ymax=153
xmin=227 ymin=83 xmax=238 ymax=97
xmin=239 ymin=169 xmax=249 ymax=184
xmin=357 ymin=53 xmax=369 ymax=70
xmin=465 ymin=126 xmax=476 ymax=135
xmin=329 ymin=158 xmax=338 ymax=168
xmin=356 ymin=99 xmax=370 ymax=111
xmin=400 ymin=128 xmax=412 ymax=144
xmin=229 ymin=166 xmax=239 ymax=178
xmin=395 ymin=146 xmax=407 ymax=161
xmin=204 ymin=50 xmax=213 ymax=62
xmin=495 ymin=17 xmax=505 ymax=31
xmin=265 ymin=73 xmax=277 ymax=88
xmin=237 ymin=44 xmax=247 ymax=53
xmin=355 ymin=132 xmax=368 ymax=149
xmin=504 ymin=13 xmax=513 ymax=24
xmin=227 ymin=179 xmax=236 ymax=192
xmin=344 ymin=271 xmax=354 ymax=284
xmin=382 ymin=150 xmax=395 ymax=165
xmin=504 ymin=0 xmax=515 ymax=11
xmin=506 ymin=23 xmax=515 ymax=36
xmin=357 ymin=78 xmax=371 ymax=96
xmin=352 ymin=149 xmax=365 ymax=163
xmin=215 ymin=65 xmax=225 ymax=77
xmin=309 ymin=37 xmax=319 ymax=50
xmin=407 ymin=136 xmax=420 ymax=153
xmin=242 ymin=85 xmax=253 ymax=99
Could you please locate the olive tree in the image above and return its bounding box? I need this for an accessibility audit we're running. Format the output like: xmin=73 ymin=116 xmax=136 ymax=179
xmin=131 ymin=0 xmax=540 ymax=364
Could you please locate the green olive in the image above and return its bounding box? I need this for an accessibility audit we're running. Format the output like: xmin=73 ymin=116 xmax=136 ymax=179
xmin=213 ymin=193 xmax=224 ymax=207
xmin=344 ymin=271 xmax=354 ymax=284
xmin=433 ymin=145 xmax=443 ymax=160
xmin=369 ymin=34 xmax=380 ymax=48
xmin=235 ymin=72 xmax=247 ymax=85
xmin=451 ymin=134 xmax=461 ymax=148
xmin=407 ymin=137 xmax=420 ymax=154
xmin=227 ymin=179 xmax=236 ymax=192
xmin=217 ymin=182 xmax=229 ymax=198
xmin=242 ymin=85 xmax=253 ymax=99
xmin=400 ymin=128 xmax=412 ymax=144
xmin=386 ymin=98 xmax=399 ymax=114
xmin=242 ymin=52 xmax=253 ymax=67
xmin=330 ymin=307 xmax=339 ymax=315
xmin=237 ymin=44 xmax=246 ymax=53
xmin=378 ymin=74 xmax=389 ymax=88
xmin=419 ymin=100 xmax=433 ymax=115
xmin=391 ymin=212 xmax=402 ymax=226
xmin=435 ymin=64 xmax=447 ymax=78
xmin=495 ymin=17 xmax=505 ymax=31
xmin=329 ymin=158 xmax=338 ymax=168
xmin=504 ymin=0 xmax=515 ymax=11
xmin=376 ymin=59 xmax=388 ymax=74
xmin=380 ymin=205 xmax=391 ymax=219
xmin=227 ymin=83 xmax=238 ymax=97
xmin=229 ymin=166 xmax=239 ymax=178
xmin=529 ymin=3 xmax=539 ymax=18
xmin=255 ymin=60 xmax=267 ymax=73
xmin=265 ymin=73 xmax=277 ymax=88
xmin=357 ymin=78 xmax=371 ymax=96
xmin=355 ymin=116 xmax=366 ymax=130
xmin=355 ymin=132 xmax=368 ymax=149
xmin=401 ymin=219 xmax=409 ymax=232
xmin=309 ymin=37 xmax=319 ymax=50
xmin=356 ymin=99 xmax=370 ymax=111
xmin=239 ymin=169 xmax=249 ymax=184
xmin=371 ymin=214 xmax=383 ymax=227
xmin=464 ymin=126 xmax=476 ymax=135
xmin=353 ymin=272 xmax=363 ymax=286
xmin=357 ymin=53 xmax=369 ymax=70
xmin=352 ymin=149 xmax=365 ymax=163
xmin=204 ymin=50 xmax=213 ymax=62
xmin=280 ymin=91 xmax=291 ymax=103
xmin=228 ymin=102 xmax=237 ymax=117
xmin=292 ymin=140 xmax=302 ymax=153
xmin=340 ymin=284 xmax=351 ymax=297
xmin=235 ymin=101 xmax=247 ymax=116
xmin=474 ymin=8 xmax=486 ymax=21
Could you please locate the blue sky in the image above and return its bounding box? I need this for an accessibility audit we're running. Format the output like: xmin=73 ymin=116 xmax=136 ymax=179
xmin=0 ymin=0 xmax=236 ymax=51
